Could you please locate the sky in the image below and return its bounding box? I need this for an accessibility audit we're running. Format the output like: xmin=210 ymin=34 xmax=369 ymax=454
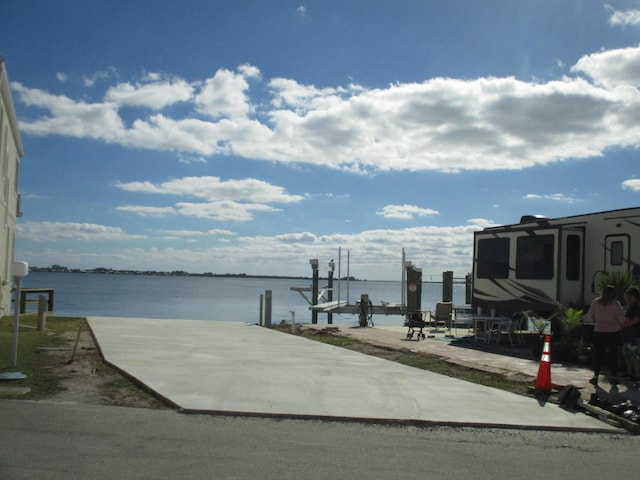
xmin=1 ymin=0 xmax=640 ymax=281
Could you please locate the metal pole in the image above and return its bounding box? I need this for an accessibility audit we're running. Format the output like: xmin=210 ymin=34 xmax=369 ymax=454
xmin=0 ymin=262 xmax=28 ymax=380
xmin=327 ymin=260 xmax=335 ymax=324
xmin=346 ymin=251 xmax=350 ymax=306
xmin=401 ymin=248 xmax=406 ymax=307
xmin=10 ymin=276 xmax=22 ymax=368
xmin=337 ymin=247 xmax=341 ymax=312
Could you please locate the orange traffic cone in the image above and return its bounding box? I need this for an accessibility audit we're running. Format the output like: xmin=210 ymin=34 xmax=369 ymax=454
xmin=535 ymin=335 xmax=552 ymax=392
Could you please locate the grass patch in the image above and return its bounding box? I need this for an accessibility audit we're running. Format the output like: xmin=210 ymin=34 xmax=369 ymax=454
xmin=295 ymin=328 xmax=532 ymax=396
xmin=0 ymin=314 xmax=85 ymax=398
xmin=0 ymin=315 xmax=170 ymax=408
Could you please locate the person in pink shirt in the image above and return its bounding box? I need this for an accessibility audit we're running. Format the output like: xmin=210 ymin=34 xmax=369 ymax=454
xmin=587 ymin=285 xmax=626 ymax=386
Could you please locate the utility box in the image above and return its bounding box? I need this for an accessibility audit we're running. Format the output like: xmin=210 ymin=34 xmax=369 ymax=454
xmin=12 ymin=261 xmax=29 ymax=278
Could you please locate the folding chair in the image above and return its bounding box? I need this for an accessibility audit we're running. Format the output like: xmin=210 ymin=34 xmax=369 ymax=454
xmin=488 ymin=314 xmax=524 ymax=346
xmin=452 ymin=306 xmax=473 ymax=337
xmin=429 ymin=302 xmax=452 ymax=333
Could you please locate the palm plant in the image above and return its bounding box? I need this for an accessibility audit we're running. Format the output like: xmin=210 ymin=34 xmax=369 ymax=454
xmin=596 ymin=271 xmax=633 ymax=305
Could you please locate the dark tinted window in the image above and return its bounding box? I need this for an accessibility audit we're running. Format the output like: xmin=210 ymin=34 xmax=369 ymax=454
xmin=611 ymin=241 xmax=623 ymax=266
xmin=516 ymin=234 xmax=554 ymax=279
xmin=566 ymin=234 xmax=581 ymax=281
xmin=477 ymin=237 xmax=509 ymax=279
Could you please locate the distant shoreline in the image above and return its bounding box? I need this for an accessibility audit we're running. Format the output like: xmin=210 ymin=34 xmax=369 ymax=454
xmin=29 ymin=267 xmax=452 ymax=283
xmin=28 ymin=267 xmax=366 ymax=282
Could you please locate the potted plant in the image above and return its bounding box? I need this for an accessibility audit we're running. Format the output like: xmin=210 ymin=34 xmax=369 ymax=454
xmin=577 ymin=337 xmax=591 ymax=364
xmin=596 ymin=271 xmax=633 ymax=305
xmin=529 ymin=315 xmax=550 ymax=358
xmin=555 ymin=306 xmax=585 ymax=362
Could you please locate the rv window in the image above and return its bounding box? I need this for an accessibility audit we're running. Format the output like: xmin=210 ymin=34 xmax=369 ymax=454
xmin=477 ymin=237 xmax=509 ymax=279
xmin=611 ymin=241 xmax=623 ymax=266
xmin=566 ymin=234 xmax=581 ymax=281
xmin=516 ymin=234 xmax=554 ymax=280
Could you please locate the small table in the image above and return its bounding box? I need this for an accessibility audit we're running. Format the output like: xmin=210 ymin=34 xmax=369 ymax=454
xmin=472 ymin=315 xmax=510 ymax=343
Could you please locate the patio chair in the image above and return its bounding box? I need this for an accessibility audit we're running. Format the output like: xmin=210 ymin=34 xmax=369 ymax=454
xmin=451 ymin=306 xmax=473 ymax=337
xmin=429 ymin=302 xmax=453 ymax=332
xmin=487 ymin=314 xmax=524 ymax=346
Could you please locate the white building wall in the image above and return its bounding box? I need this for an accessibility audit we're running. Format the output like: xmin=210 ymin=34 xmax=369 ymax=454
xmin=0 ymin=60 xmax=25 ymax=315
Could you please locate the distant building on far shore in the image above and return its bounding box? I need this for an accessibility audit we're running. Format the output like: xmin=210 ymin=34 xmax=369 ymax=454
xmin=0 ymin=59 xmax=25 ymax=314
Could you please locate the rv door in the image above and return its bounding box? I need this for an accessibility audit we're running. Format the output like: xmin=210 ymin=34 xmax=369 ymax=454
xmin=559 ymin=228 xmax=584 ymax=307
xmin=605 ymin=234 xmax=630 ymax=274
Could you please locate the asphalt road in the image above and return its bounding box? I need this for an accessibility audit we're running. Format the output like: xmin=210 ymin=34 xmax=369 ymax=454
xmin=1 ymin=400 xmax=639 ymax=479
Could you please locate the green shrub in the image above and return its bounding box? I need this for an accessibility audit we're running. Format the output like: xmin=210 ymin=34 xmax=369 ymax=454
xmin=596 ymin=271 xmax=633 ymax=305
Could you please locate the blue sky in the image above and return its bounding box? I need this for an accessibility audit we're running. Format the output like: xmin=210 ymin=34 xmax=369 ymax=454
xmin=2 ymin=0 xmax=640 ymax=280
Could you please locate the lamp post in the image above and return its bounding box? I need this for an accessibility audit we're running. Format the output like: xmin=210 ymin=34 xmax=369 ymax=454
xmin=0 ymin=261 xmax=29 ymax=380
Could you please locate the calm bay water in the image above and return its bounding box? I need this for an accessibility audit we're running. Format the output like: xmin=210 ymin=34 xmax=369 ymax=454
xmin=22 ymin=272 xmax=467 ymax=327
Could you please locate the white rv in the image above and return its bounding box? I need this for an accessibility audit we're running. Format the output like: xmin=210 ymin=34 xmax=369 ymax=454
xmin=472 ymin=207 xmax=640 ymax=316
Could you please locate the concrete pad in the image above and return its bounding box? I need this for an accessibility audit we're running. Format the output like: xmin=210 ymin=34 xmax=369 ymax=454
xmin=88 ymin=317 xmax=615 ymax=431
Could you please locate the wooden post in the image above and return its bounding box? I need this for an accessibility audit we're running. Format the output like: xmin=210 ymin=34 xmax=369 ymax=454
xmin=37 ymin=295 xmax=47 ymax=331
xmin=442 ymin=271 xmax=453 ymax=303
xmin=20 ymin=291 xmax=27 ymax=314
xmin=264 ymin=290 xmax=272 ymax=328
xmin=259 ymin=293 xmax=264 ymax=326
xmin=69 ymin=325 xmax=82 ymax=364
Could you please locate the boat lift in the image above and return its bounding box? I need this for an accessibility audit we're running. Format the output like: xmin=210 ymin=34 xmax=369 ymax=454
xmin=291 ymin=249 xmax=421 ymax=325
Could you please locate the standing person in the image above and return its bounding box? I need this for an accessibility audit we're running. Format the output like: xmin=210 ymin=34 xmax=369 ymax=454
xmin=621 ymin=286 xmax=640 ymax=381
xmin=587 ymin=285 xmax=626 ymax=386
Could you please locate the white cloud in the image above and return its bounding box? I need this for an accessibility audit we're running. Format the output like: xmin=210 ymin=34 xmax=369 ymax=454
xmin=622 ymin=179 xmax=640 ymax=191
xmin=115 ymin=176 xmax=305 ymax=203
xmin=115 ymin=176 xmax=302 ymax=221
xmin=376 ymin=204 xmax=439 ymax=220
xmin=194 ymin=68 xmax=253 ymax=119
xmin=12 ymin=83 xmax=124 ymax=139
xmin=572 ymin=46 xmax=640 ymax=87
xmin=116 ymin=205 xmax=177 ymax=216
xmin=82 ymin=68 xmax=117 ymax=87
xmin=16 ymin=221 xmax=145 ymax=241
xmin=466 ymin=218 xmax=499 ymax=229
xmin=523 ymin=193 xmax=578 ymax=203
xmin=608 ymin=7 xmax=640 ymax=27
xmin=13 ymin=48 xmax=640 ymax=173
xmin=156 ymin=228 xmax=236 ymax=240
xmin=268 ymin=77 xmax=361 ymax=112
xmin=124 ymin=114 xmax=236 ymax=155
xmin=275 ymin=232 xmax=317 ymax=243
xmin=156 ymin=229 xmax=235 ymax=237
xmin=105 ymin=77 xmax=194 ymax=109
xmin=178 ymin=154 xmax=207 ymax=164
xmin=175 ymin=200 xmax=279 ymax=221
xmin=237 ymin=64 xmax=261 ymax=79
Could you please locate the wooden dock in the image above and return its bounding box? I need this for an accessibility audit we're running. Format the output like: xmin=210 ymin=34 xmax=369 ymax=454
xmin=19 ymin=288 xmax=55 ymax=313
xmin=309 ymin=300 xmax=406 ymax=316
xmin=291 ymin=285 xmax=407 ymax=318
